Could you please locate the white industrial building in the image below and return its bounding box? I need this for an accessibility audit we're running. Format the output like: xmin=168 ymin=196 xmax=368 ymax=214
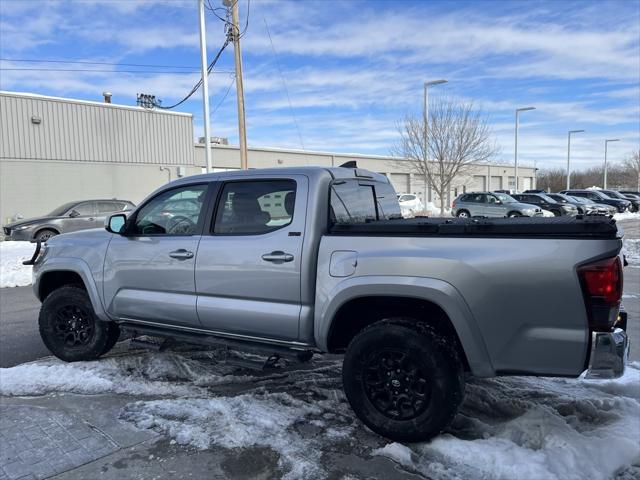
xmin=0 ymin=91 xmax=535 ymax=224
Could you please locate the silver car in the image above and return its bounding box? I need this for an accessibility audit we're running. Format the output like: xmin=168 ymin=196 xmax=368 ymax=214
xmin=452 ymin=192 xmax=542 ymax=218
xmin=3 ymin=199 xmax=135 ymax=242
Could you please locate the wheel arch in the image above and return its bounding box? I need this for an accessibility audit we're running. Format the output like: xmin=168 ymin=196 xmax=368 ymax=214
xmin=34 ymin=258 xmax=109 ymax=321
xmin=33 ymin=226 xmax=60 ymax=240
xmin=316 ymin=276 xmax=495 ymax=377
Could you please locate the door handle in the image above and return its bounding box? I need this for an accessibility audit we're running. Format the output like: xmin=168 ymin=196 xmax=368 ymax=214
xmin=88 ymin=218 xmax=95 ymax=221
xmin=169 ymin=249 xmax=194 ymax=260
xmin=262 ymin=251 xmax=294 ymax=264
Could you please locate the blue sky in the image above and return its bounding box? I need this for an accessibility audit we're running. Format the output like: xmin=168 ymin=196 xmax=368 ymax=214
xmin=1 ymin=0 xmax=638 ymax=170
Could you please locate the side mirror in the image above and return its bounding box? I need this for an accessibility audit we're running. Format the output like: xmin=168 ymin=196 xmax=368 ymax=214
xmin=106 ymin=214 xmax=127 ymax=234
xmin=69 ymin=210 xmax=80 ymax=218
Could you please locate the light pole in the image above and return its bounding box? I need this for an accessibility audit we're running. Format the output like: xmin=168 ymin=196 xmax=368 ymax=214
xmin=514 ymin=107 xmax=535 ymax=193
xmin=198 ymin=0 xmax=212 ymax=173
xmin=604 ymin=139 xmax=619 ymax=189
xmin=423 ymin=79 xmax=447 ymax=204
xmin=566 ymin=129 xmax=585 ymax=190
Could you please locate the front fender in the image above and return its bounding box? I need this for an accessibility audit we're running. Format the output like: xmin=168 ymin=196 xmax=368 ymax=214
xmin=315 ymin=275 xmax=495 ymax=377
xmin=33 ymin=257 xmax=109 ymax=322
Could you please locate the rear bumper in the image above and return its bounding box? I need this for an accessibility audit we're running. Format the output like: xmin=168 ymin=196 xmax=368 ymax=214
xmin=585 ymin=328 xmax=629 ymax=379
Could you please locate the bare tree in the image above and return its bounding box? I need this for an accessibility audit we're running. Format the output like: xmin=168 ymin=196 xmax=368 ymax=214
xmin=391 ymin=97 xmax=498 ymax=215
xmin=623 ymin=150 xmax=640 ymax=191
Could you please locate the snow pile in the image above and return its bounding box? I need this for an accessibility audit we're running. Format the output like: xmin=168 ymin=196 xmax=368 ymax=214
xmin=0 ymin=349 xmax=254 ymax=397
xmin=0 ymin=241 xmax=35 ymax=287
xmin=122 ymin=393 xmax=332 ymax=479
xmin=623 ymin=238 xmax=640 ymax=266
xmin=615 ymin=211 xmax=640 ymax=222
xmin=375 ymin=362 xmax=640 ymax=480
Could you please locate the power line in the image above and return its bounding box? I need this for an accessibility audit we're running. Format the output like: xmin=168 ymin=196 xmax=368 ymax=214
xmin=212 ymin=77 xmax=236 ymax=114
xmin=0 ymin=67 xmax=235 ymax=74
xmin=0 ymin=58 xmax=199 ymax=69
xmin=158 ymin=38 xmax=230 ymax=110
xmin=263 ymin=16 xmax=305 ymax=151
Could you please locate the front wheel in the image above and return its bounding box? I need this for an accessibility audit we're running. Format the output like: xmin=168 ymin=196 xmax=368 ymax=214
xmin=342 ymin=320 xmax=465 ymax=442
xmin=39 ymin=286 xmax=119 ymax=362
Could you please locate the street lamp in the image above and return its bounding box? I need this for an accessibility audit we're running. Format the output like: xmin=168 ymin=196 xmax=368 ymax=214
xmin=604 ymin=139 xmax=620 ymax=189
xmin=423 ymin=79 xmax=447 ymax=204
xmin=514 ymin=107 xmax=535 ymax=193
xmin=566 ymin=129 xmax=585 ymax=190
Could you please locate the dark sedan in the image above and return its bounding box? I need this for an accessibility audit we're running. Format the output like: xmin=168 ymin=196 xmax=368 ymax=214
xmin=511 ymin=193 xmax=578 ymax=216
xmin=3 ymin=199 xmax=135 ymax=241
xmin=560 ymin=189 xmax=631 ymax=213
xmin=600 ymin=189 xmax=640 ymax=212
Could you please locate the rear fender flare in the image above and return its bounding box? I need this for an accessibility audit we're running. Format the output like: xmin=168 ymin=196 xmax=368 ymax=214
xmin=316 ymin=275 xmax=495 ymax=377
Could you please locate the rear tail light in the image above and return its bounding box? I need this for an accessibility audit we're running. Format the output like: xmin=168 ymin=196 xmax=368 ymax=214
xmin=452 ymin=200 xmax=456 ymax=209
xmin=578 ymin=256 xmax=623 ymax=331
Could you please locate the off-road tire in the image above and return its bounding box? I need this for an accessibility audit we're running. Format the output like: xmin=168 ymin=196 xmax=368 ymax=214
xmin=342 ymin=319 xmax=465 ymax=442
xmin=39 ymin=286 xmax=115 ymax=362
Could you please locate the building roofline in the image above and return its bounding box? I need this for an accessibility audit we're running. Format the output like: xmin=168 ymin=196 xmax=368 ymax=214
xmin=0 ymin=90 xmax=192 ymax=117
xmin=195 ymin=143 xmax=535 ymax=171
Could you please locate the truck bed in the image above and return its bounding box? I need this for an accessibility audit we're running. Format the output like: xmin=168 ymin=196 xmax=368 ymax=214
xmin=329 ymin=216 xmax=620 ymax=239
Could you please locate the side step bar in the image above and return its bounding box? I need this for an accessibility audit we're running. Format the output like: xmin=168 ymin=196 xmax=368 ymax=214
xmin=119 ymin=322 xmax=314 ymax=363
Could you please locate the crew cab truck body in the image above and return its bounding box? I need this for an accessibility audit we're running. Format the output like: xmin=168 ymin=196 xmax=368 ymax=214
xmin=30 ymin=166 xmax=629 ymax=442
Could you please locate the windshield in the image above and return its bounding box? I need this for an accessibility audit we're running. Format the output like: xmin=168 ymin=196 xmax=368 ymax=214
xmin=571 ymin=196 xmax=592 ymax=204
xmin=602 ymin=190 xmax=624 ymax=199
xmin=494 ymin=193 xmax=516 ymax=203
xmin=48 ymin=202 xmax=77 ymax=216
xmin=538 ymin=193 xmax=558 ymax=203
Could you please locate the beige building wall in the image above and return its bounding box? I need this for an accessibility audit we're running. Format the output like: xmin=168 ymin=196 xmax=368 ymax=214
xmin=0 ymin=159 xmax=201 ymax=223
xmin=195 ymin=144 xmax=536 ymax=208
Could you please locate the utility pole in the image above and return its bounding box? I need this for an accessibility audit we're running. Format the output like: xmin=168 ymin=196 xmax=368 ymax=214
xmin=198 ymin=0 xmax=213 ymax=173
xmin=423 ymin=79 xmax=447 ymax=205
xmin=514 ymin=107 xmax=535 ymax=193
xmin=225 ymin=0 xmax=248 ymax=169
xmin=604 ymin=139 xmax=619 ymax=189
xmin=566 ymin=129 xmax=585 ymax=190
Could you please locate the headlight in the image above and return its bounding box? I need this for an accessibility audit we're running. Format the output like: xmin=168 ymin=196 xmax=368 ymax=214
xmin=13 ymin=225 xmax=30 ymax=231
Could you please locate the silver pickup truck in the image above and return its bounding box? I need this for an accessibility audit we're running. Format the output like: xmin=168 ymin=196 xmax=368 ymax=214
xmin=29 ymin=166 xmax=629 ymax=442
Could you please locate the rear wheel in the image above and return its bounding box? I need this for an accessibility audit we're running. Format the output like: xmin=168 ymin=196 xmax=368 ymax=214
xmin=39 ymin=286 xmax=116 ymax=362
xmin=342 ymin=320 xmax=465 ymax=442
xmin=35 ymin=229 xmax=58 ymax=242
xmin=456 ymin=210 xmax=470 ymax=218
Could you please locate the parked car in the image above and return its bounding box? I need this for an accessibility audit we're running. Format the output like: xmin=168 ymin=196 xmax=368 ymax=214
xmin=3 ymin=199 xmax=135 ymax=241
xmin=619 ymin=190 xmax=640 ymax=197
xmin=452 ymin=192 xmax=543 ymax=218
xmin=568 ymin=196 xmax=617 ymax=216
xmin=621 ymin=193 xmax=640 ymax=212
xmin=600 ymin=190 xmax=640 ymax=212
xmin=29 ymin=165 xmax=628 ymax=443
xmin=546 ymin=193 xmax=588 ymax=214
xmin=560 ymin=189 xmax=631 ymax=213
xmin=522 ymin=189 xmax=546 ymax=194
xmin=511 ymin=193 xmax=578 ymax=217
xmin=397 ymin=193 xmax=424 ymax=216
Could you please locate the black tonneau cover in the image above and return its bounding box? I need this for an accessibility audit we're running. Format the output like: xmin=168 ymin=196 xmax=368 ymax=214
xmin=329 ymin=216 xmax=620 ymax=239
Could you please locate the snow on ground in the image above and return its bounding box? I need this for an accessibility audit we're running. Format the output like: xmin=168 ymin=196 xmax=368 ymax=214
xmin=0 ymin=348 xmax=255 ymax=397
xmin=0 ymin=241 xmax=35 ymax=287
xmin=1 ymin=346 xmax=638 ymax=480
xmin=614 ymin=211 xmax=640 ymax=222
xmin=623 ymin=238 xmax=640 ymax=266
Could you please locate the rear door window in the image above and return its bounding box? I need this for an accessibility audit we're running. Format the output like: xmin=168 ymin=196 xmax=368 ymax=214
xmin=213 ymin=180 xmax=296 ymax=235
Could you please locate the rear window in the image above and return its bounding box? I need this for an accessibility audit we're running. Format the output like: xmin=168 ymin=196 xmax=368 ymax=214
xmin=375 ymin=183 xmax=402 ymax=220
xmin=330 ymin=180 xmax=402 ymax=224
